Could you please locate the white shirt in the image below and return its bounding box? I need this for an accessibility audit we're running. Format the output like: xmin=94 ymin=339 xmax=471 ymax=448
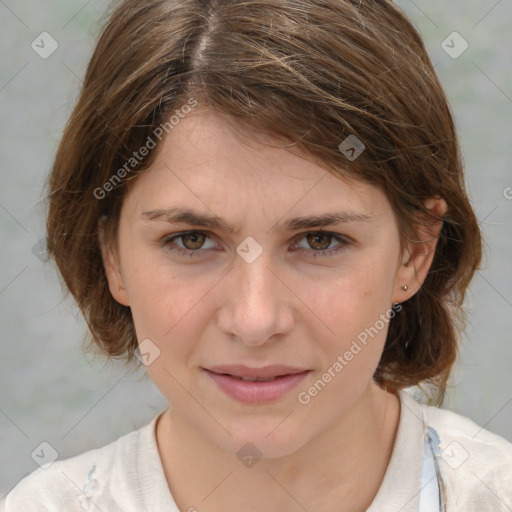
xmin=2 ymin=390 xmax=511 ymax=511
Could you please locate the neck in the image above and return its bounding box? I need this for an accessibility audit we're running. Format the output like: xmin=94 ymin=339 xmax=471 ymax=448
xmin=156 ymin=383 xmax=400 ymax=512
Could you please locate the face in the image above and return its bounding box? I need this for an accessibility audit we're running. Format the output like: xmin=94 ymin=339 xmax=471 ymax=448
xmin=101 ymin=109 xmax=438 ymax=458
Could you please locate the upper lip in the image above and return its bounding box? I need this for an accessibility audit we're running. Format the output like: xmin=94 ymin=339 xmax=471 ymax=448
xmin=204 ymin=364 xmax=309 ymax=379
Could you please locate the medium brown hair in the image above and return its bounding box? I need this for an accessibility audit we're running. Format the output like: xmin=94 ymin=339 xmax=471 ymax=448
xmin=46 ymin=0 xmax=482 ymax=405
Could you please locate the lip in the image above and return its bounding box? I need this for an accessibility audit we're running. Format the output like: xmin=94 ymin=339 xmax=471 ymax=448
xmin=202 ymin=365 xmax=311 ymax=404
xmin=205 ymin=364 xmax=308 ymax=379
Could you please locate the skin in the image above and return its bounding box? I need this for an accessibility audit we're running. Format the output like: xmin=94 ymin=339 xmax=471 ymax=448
xmin=100 ymin=108 xmax=446 ymax=512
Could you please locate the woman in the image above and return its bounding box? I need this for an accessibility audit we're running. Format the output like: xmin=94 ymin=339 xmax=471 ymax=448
xmin=2 ymin=0 xmax=511 ymax=510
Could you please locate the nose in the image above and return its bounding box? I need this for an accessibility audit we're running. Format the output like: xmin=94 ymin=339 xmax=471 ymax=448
xmin=216 ymin=251 xmax=294 ymax=347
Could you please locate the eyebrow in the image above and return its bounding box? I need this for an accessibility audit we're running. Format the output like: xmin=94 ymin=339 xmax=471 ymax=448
xmin=141 ymin=207 xmax=372 ymax=233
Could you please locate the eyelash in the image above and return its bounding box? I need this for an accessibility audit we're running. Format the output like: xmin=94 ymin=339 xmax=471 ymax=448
xmin=161 ymin=230 xmax=352 ymax=259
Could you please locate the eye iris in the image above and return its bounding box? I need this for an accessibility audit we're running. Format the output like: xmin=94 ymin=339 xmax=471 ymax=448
xmin=175 ymin=232 xmax=337 ymax=253
xmin=182 ymin=233 xmax=205 ymax=250
xmin=307 ymin=232 xmax=331 ymax=250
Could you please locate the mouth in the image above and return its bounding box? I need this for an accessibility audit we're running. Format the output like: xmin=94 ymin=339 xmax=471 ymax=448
xmin=204 ymin=364 xmax=310 ymax=380
xmin=223 ymin=375 xmax=285 ymax=382
xmin=206 ymin=372 xmax=299 ymax=382
xmin=202 ymin=365 xmax=311 ymax=404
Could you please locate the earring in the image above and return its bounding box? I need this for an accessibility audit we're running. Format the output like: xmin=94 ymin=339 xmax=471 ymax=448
xmin=402 ymin=285 xmax=408 ymax=291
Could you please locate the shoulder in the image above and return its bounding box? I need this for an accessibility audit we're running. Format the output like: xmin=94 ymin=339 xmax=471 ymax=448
xmin=422 ymin=400 xmax=512 ymax=465
xmin=419 ymin=398 xmax=512 ymax=509
xmin=1 ymin=416 xmax=159 ymax=512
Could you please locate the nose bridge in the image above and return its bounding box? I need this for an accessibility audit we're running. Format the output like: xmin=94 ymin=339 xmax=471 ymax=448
xmin=234 ymin=233 xmax=280 ymax=302
xmin=238 ymin=250 xmax=278 ymax=305
xmin=237 ymin=244 xmax=280 ymax=307
xmin=218 ymin=247 xmax=293 ymax=345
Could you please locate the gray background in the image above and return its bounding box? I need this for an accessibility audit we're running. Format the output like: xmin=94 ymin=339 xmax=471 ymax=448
xmin=1 ymin=0 xmax=511 ymax=497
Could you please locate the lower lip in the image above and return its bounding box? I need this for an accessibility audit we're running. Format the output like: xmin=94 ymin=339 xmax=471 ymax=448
xmin=203 ymin=369 xmax=311 ymax=404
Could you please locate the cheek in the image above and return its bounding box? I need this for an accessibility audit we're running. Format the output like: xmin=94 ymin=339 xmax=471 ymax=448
xmin=294 ymin=270 xmax=396 ymax=412
xmin=125 ymin=266 xmax=214 ymax=394
xmin=128 ymin=273 xmax=201 ymax=335
xmin=315 ymin=265 xmax=394 ymax=332
xmin=123 ymin=254 xmax=219 ymax=350
xmin=303 ymin=257 xmax=397 ymax=374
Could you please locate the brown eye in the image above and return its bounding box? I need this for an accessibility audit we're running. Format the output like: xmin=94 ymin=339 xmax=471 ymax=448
xmin=162 ymin=231 xmax=217 ymax=257
xmin=292 ymin=231 xmax=351 ymax=259
xmin=163 ymin=230 xmax=350 ymax=260
xmin=306 ymin=232 xmax=333 ymax=251
xmin=180 ymin=232 xmax=207 ymax=250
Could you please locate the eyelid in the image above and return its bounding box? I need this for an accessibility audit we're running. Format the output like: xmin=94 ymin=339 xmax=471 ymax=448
xmin=163 ymin=229 xmax=349 ymax=246
xmin=290 ymin=231 xmax=352 ymax=252
xmin=161 ymin=230 xmax=219 ymax=249
xmin=161 ymin=229 xmax=353 ymax=258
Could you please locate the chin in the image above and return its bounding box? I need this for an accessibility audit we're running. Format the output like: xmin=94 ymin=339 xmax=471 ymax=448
xmin=208 ymin=416 xmax=312 ymax=461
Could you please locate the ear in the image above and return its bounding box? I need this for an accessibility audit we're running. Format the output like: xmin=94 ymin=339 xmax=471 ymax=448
xmin=393 ymin=198 xmax=448 ymax=303
xmin=98 ymin=220 xmax=130 ymax=307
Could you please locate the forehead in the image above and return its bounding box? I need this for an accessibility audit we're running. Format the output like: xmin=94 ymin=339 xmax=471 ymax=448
xmin=121 ymin=109 xmax=392 ymax=223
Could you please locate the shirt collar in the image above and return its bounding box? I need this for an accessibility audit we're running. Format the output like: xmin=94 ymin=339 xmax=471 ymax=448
xmin=367 ymin=389 xmax=428 ymax=512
